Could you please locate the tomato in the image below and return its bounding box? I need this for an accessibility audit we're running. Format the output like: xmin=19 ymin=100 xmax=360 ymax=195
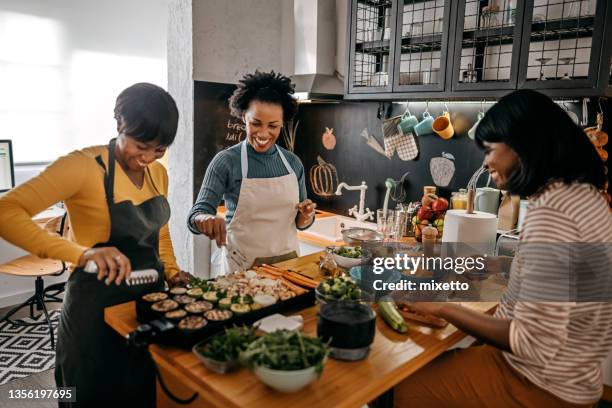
xmin=417 ymin=206 xmax=433 ymax=221
xmin=431 ymin=197 xmax=449 ymax=212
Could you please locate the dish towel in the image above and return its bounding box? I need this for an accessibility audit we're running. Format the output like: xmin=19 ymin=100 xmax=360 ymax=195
xmin=382 ymin=116 xmax=419 ymax=161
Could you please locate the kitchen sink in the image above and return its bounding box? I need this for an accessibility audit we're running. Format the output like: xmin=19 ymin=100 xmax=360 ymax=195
xmin=304 ymin=215 xmax=377 ymax=243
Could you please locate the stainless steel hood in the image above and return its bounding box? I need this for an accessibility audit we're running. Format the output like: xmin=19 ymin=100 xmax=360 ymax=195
xmin=292 ymin=0 xmax=344 ymax=102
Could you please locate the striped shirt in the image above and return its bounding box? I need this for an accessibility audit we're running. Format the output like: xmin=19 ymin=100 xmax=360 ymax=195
xmin=495 ymin=182 xmax=612 ymax=404
xmin=188 ymin=142 xmax=308 ymax=234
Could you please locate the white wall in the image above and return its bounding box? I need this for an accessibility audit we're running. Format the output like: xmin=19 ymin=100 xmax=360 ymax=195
xmin=0 ymin=0 xmax=169 ymax=163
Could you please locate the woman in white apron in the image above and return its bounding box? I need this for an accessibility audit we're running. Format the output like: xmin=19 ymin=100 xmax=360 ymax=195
xmin=188 ymin=71 xmax=315 ymax=274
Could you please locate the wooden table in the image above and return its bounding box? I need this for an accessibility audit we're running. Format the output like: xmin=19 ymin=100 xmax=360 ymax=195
xmin=105 ymin=253 xmax=497 ymax=408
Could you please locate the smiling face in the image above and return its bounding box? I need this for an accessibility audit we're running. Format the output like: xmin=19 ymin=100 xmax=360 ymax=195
xmin=482 ymin=141 xmax=520 ymax=189
xmin=243 ymin=100 xmax=283 ymax=153
xmin=115 ymin=134 xmax=167 ymax=172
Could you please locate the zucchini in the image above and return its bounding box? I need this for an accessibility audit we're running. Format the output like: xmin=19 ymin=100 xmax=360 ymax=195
xmin=203 ymin=291 xmax=219 ymax=304
xmin=377 ymin=300 xmax=408 ymax=333
xmin=230 ymin=303 xmax=251 ymax=315
xmin=186 ymin=288 xmax=203 ymax=299
xmin=218 ymin=297 xmax=232 ymax=310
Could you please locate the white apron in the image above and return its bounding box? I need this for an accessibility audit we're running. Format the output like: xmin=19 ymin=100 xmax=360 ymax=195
xmin=219 ymin=141 xmax=300 ymax=275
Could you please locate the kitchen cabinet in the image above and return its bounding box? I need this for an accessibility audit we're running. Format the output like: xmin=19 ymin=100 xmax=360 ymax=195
xmin=344 ymin=0 xmax=611 ymax=99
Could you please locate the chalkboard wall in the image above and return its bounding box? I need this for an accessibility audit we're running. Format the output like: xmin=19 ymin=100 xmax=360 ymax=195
xmin=193 ymin=81 xmax=594 ymax=214
xmin=293 ymin=101 xmax=486 ymax=214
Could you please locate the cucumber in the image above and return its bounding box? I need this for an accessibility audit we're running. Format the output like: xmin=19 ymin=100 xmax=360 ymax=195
xmin=377 ymin=300 xmax=408 ymax=333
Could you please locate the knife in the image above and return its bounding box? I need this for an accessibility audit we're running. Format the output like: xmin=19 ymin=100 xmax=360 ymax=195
xmin=83 ymin=260 xmax=159 ymax=286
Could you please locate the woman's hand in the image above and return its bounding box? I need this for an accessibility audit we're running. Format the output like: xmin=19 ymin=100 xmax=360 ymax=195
xmin=296 ymin=199 xmax=316 ymax=228
xmin=193 ymin=214 xmax=226 ymax=246
xmin=167 ymin=271 xmax=194 ymax=288
xmin=407 ymin=302 xmax=446 ymax=316
xmin=78 ymin=247 xmax=132 ymax=286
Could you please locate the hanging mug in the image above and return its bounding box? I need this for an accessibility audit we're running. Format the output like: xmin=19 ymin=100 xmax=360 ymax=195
xmin=397 ymin=110 xmax=419 ymax=135
xmin=468 ymin=111 xmax=485 ymax=140
xmin=414 ymin=112 xmax=435 ymax=136
xmin=432 ymin=111 xmax=454 ymax=140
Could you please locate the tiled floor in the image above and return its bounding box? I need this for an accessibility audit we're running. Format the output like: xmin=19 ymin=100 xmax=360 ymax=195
xmin=0 ymin=303 xmax=58 ymax=408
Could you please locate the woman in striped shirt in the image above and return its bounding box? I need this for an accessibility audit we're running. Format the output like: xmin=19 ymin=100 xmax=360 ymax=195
xmin=395 ymin=90 xmax=611 ymax=407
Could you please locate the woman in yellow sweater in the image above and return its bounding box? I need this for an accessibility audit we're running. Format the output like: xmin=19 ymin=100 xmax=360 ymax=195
xmin=0 ymin=83 xmax=186 ymax=407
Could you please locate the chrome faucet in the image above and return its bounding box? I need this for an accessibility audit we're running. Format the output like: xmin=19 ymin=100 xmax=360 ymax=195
xmin=335 ymin=181 xmax=374 ymax=222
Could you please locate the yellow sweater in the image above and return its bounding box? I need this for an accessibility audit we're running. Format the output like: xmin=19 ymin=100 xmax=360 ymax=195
xmin=0 ymin=145 xmax=180 ymax=279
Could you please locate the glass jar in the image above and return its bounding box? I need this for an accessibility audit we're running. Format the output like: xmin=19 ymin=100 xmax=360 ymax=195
xmin=319 ymin=247 xmax=340 ymax=277
xmin=451 ymin=189 xmax=468 ymax=209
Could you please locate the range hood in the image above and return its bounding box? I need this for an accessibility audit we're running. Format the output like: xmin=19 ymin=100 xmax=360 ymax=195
xmin=292 ymin=0 xmax=344 ymax=102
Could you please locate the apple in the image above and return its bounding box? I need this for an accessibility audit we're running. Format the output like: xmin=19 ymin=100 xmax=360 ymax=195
xmin=417 ymin=206 xmax=433 ymax=221
xmin=421 ymin=193 xmax=438 ymax=207
xmin=432 ymin=197 xmax=449 ymax=212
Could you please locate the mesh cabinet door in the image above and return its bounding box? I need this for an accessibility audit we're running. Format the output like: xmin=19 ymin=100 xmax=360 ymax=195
xmin=348 ymin=0 xmax=398 ymax=94
xmin=518 ymin=0 xmax=607 ymax=90
xmin=392 ymin=0 xmax=454 ymax=92
xmin=452 ymin=0 xmax=525 ymax=91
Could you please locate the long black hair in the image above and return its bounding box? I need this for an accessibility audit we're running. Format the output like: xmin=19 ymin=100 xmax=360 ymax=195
xmin=229 ymin=70 xmax=298 ymax=123
xmin=475 ymin=89 xmax=606 ymax=196
xmin=114 ymin=83 xmax=179 ymax=146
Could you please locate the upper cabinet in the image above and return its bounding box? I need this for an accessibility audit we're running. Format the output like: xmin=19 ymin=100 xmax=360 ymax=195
xmin=451 ymin=0 xmax=525 ymax=91
xmin=344 ymin=0 xmax=612 ymax=99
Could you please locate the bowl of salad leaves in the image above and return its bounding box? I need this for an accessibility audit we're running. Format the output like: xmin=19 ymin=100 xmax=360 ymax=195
xmin=192 ymin=326 xmax=257 ymax=374
xmin=241 ymin=330 xmax=329 ymax=393
xmin=332 ymin=246 xmax=370 ymax=269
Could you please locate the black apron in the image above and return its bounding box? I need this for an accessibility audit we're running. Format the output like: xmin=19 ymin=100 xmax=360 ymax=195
xmin=55 ymin=139 xmax=169 ymax=407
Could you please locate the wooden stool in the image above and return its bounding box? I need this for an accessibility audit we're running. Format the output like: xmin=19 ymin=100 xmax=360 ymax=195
xmin=0 ymin=255 xmax=67 ymax=350
xmin=0 ymin=212 xmax=69 ymax=350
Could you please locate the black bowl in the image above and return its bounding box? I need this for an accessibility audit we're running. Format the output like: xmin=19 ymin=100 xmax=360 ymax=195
xmin=317 ymin=302 xmax=376 ymax=350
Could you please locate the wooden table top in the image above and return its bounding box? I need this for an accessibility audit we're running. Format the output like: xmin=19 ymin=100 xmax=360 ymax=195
xmin=105 ymin=252 xmax=497 ymax=408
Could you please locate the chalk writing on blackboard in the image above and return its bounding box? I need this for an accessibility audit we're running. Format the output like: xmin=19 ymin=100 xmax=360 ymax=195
xmin=225 ymin=119 xmax=245 ymax=144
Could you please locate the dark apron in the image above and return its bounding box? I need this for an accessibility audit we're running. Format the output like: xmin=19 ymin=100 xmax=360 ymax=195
xmin=55 ymin=139 xmax=169 ymax=407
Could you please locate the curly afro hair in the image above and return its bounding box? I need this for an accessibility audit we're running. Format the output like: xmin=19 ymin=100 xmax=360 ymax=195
xmin=229 ymin=70 xmax=298 ymax=123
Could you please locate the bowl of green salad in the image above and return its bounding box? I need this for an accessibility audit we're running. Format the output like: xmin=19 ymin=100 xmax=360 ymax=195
xmin=241 ymin=330 xmax=329 ymax=393
xmin=332 ymin=246 xmax=370 ymax=269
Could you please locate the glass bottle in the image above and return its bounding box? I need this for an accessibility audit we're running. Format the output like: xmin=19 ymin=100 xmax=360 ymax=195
xmin=320 ymin=247 xmax=340 ymax=277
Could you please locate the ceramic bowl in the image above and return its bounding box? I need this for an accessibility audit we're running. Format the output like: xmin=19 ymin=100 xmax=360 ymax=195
xmin=253 ymin=364 xmax=322 ymax=393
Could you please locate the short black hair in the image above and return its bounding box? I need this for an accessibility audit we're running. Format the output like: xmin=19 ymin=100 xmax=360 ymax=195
xmin=475 ymin=89 xmax=606 ymax=196
xmin=114 ymin=83 xmax=179 ymax=147
xmin=229 ymin=70 xmax=298 ymax=123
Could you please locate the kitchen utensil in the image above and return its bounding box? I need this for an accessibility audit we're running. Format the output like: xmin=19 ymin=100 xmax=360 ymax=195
xmin=341 ymin=227 xmax=384 ymax=247
xmin=475 ymin=187 xmax=501 ymax=215
xmin=432 ymin=111 xmax=454 ymax=139
xmin=361 ymin=128 xmax=388 ymax=159
xmin=415 ymin=111 xmax=435 ymax=136
xmin=383 ymin=116 xmax=419 ymax=161
xmin=83 ymin=260 xmax=159 ymax=286
xmin=309 ymin=156 xmax=339 ymax=199
xmin=322 ymin=127 xmax=336 ymax=150
xmin=430 ymin=152 xmax=456 ymax=187
xmin=317 ymin=302 xmax=376 ymax=361
xmin=397 ymin=110 xmax=419 ymax=135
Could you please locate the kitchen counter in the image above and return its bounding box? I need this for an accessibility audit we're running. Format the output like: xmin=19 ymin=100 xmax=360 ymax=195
xmin=105 ymin=252 xmax=497 ymax=408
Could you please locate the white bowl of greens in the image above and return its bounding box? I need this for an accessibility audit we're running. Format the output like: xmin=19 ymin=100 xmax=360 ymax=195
xmin=241 ymin=330 xmax=329 ymax=393
xmin=332 ymin=246 xmax=370 ymax=269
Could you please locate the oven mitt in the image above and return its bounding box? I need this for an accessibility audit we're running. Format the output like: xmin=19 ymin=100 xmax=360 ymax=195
xmin=382 ymin=116 xmax=419 ymax=161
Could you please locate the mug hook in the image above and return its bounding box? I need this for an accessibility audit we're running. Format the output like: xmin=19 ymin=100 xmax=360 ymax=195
xmin=425 ymin=100 xmax=430 ymax=114
xmin=444 ymin=102 xmax=449 ymax=113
